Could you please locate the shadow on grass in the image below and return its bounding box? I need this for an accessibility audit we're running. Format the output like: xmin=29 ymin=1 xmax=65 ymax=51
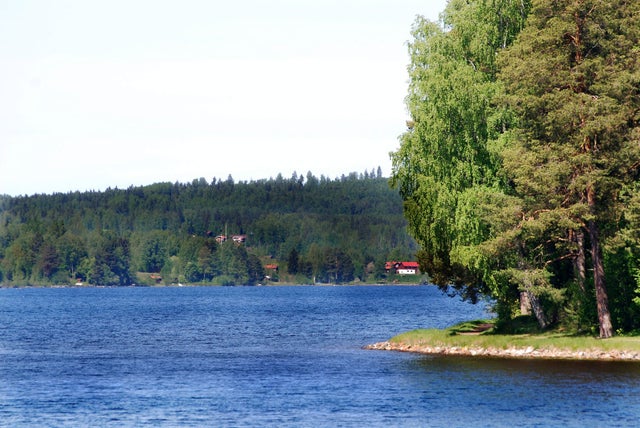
xmin=449 ymin=316 xmax=640 ymax=340
xmin=492 ymin=315 xmax=543 ymax=335
xmin=448 ymin=319 xmax=496 ymax=335
xmin=449 ymin=316 xmax=551 ymax=336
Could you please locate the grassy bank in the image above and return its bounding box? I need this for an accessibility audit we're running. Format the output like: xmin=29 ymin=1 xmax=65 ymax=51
xmin=370 ymin=320 xmax=640 ymax=361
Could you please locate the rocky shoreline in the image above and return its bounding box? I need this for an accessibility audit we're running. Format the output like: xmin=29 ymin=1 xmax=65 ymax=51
xmin=364 ymin=341 xmax=640 ymax=362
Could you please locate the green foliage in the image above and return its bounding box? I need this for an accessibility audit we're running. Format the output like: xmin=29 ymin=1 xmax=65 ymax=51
xmin=89 ymin=232 xmax=134 ymax=286
xmin=0 ymin=171 xmax=416 ymax=286
xmin=136 ymin=231 xmax=170 ymax=273
xmin=393 ymin=0 xmax=640 ymax=334
xmin=495 ymin=0 xmax=640 ymax=337
xmin=217 ymin=241 xmax=249 ymax=285
xmin=392 ymin=0 xmax=530 ymax=297
xmin=287 ymin=248 xmax=299 ymax=275
xmin=317 ymin=248 xmax=355 ymax=284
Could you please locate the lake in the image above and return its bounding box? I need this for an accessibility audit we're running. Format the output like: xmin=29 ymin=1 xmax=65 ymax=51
xmin=1 ymin=285 xmax=638 ymax=427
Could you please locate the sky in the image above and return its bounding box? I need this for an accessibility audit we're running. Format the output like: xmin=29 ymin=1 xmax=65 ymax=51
xmin=0 ymin=0 xmax=447 ymax=196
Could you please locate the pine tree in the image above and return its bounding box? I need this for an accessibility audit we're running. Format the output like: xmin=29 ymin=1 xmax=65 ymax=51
xmin=497 ymin=0 xmax=640 ymax=337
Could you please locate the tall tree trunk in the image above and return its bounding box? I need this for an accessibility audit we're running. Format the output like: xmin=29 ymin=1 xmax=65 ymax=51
xmin=520 ymin=272 xmax=549 ymax=329
xmin=520 ymin=291 xmax=531 ymax=315
xmin=527 ymin=290 xmax=549 ymax=329
xmin=587 ymin=188 xmax=613 ymax=338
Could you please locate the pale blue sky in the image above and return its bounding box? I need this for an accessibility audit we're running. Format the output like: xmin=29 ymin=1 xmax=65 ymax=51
xmin=1 ymin=0 xmax=446 ymax=196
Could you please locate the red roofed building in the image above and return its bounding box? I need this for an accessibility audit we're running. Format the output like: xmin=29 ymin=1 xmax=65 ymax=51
xmin=385 ymin=261 xmax=420 ymax=275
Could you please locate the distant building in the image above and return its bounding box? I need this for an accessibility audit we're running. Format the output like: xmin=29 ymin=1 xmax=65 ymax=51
xmin=232 ymin=234 xmax=247 ymax=243
xmin=385 ymin=261 xmax=419 ymax=275
xmin=215 ymin=234 xmax=246 ymax=244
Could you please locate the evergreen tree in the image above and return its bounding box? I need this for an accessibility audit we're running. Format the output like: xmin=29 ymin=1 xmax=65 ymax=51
xmin=497 ymin=0 xmax=640 ymax=337
xmin=90 ymin=232 xmax=134 ymax=286
xmin=247 ymin=253 xmax=265 ymax=285
xmin=287 ymin=248 xmax=299 ymax=275
xmin=138 ymin=232 xmax=169 ymax=273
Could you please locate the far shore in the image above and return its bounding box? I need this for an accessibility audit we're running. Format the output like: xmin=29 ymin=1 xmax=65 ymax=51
xmin=0 ymin=281 xmax=431 ymax=289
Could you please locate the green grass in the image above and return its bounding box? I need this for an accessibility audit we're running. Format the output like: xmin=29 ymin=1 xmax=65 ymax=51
xmin=389 ymin=319 xmax=640 ymax=354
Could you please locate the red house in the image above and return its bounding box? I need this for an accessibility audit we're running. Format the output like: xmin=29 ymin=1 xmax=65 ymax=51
xmin=385 ymin=261 xmax=419 ymax=275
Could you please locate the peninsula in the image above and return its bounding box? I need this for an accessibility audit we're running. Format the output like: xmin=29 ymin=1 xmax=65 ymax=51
xmin=365 ymin=321 xmax=640 ymax=362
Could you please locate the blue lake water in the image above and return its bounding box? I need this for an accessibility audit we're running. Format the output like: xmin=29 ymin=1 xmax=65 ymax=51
xmin=0 ymin=285 xmax=639 ymax=427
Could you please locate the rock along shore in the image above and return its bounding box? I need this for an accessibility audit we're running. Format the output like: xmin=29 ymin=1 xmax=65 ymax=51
xmin=364 ymin=341 xmax=640 ymax=362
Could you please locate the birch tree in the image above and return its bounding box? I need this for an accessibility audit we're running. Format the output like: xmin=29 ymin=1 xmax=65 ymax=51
xmin=391 ymin=0 xmax=531 ymax=303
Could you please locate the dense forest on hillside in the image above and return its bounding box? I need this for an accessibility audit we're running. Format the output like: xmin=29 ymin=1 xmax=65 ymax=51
xmin=0 ymin=170 xmax=418 ymax=286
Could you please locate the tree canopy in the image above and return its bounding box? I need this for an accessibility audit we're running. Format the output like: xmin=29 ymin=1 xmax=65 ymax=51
xmin=392 ymin=0 xmax=531 ymax=297
xmin=392 ymin=0 xmax=640 ymax=336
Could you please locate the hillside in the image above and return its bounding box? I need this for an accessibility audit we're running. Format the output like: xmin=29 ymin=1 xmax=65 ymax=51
xmin=0 ymin=171 xmax=418 ymax=286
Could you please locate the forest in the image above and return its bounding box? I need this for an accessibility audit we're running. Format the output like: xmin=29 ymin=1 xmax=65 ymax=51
xmin=392 ymin=0 xmax=640 ymax=336
xmin=0 ymin=170 xmax=418 ymax=287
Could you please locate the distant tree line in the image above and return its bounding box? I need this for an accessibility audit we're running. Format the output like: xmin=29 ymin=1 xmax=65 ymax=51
xmin=0 ymin=169 xmax=418 ymax=286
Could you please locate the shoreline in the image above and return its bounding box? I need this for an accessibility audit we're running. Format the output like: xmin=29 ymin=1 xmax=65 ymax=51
xmin=0 ymin=282 xmax=430 ymax=289
xmin=364 ymin=341 xmax=640 ymax=362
